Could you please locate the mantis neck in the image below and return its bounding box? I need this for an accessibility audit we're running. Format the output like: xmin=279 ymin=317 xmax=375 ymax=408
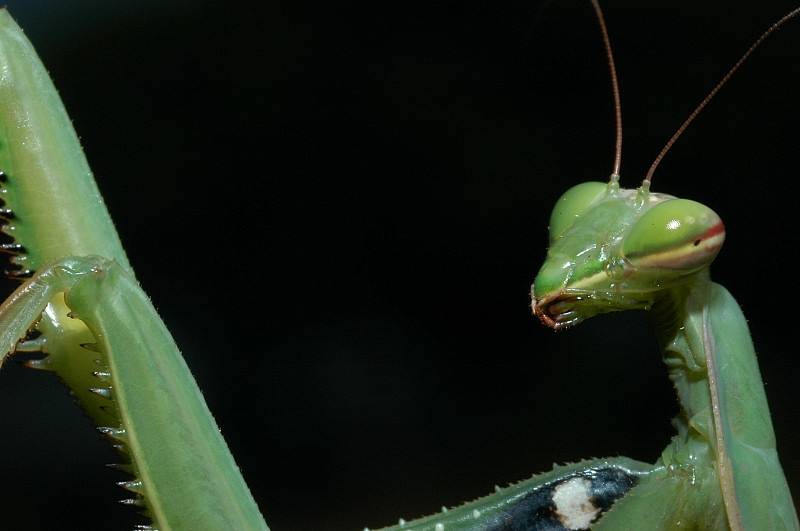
xmin=646 ymin=269 xmax=797 ymax=530
xmin=647 ymin=269 xmax=720 ymax=469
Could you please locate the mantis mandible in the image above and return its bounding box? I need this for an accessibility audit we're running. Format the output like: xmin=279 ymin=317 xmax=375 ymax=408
xmin=4 ymin=2 xmax=792 ymax=528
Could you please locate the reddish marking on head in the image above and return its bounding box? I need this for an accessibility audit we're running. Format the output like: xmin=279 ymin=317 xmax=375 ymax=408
xmin=703 ymin=220 xmax=725 ymax=239
xmin=531 ymin=290 xmax=565 ymax=329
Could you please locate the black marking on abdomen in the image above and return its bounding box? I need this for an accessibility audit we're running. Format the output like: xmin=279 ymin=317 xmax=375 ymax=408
xmin=479 ymin=465 xmax=639 ymax=530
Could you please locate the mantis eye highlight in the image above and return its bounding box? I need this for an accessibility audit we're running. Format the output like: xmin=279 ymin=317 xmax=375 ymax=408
xmin=547 ymin=181 xmax=607 ymax=243
xmin=622 ymin=199 xmax=725 ymax=271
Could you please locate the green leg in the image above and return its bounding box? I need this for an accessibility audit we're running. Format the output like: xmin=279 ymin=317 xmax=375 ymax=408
xmin=0 ymin=255 xmax=268 ymax=530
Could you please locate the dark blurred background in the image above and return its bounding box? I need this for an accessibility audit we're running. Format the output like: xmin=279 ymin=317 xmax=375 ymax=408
xmin=0 ymin=1 xmax=798 ymax=529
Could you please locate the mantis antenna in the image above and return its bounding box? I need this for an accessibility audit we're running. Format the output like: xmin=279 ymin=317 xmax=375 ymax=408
xmin=589 ymin=0 xmax=622 ymax=178
xmin=643 ymin=7 xmax=800 ymax=182
xmin=591 ymin=1 xmax=800 ymax=184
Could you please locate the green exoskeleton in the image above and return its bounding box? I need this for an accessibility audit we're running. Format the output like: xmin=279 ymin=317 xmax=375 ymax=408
xmin=0 ymin=9 xmax=267 ymax=530
xmin=0 ymin=2 xmax=798 ymax=530
xmin=532 ymin=176 xmax=795 ymax=529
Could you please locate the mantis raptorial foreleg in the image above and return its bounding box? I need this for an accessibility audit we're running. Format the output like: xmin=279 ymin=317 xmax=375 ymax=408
xmin=1 ymin=255 xmax=267 ymax=527
xmin=0 ymin=9 xmax=267 ymax=529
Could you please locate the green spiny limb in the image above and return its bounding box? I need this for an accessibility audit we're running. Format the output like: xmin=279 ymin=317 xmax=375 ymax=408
xmin=0 ymin=4 xmax=136 ymax=452
xmin=0 ymin=9 xmax=129 ymax=274
xmin=64 ymin=256 xmax=268 ymax=529
xmin=0 ymin=258 xmax=92 ymax=364
xmin=371 ymin=458 xmax=655 ymax=531
xmin=0 ymin=256 xmax=268 ymax=529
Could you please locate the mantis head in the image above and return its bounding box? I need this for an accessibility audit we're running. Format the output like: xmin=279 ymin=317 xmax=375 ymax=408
xmin=531 ymin=176 xmax=725 ymax=329
xmin=532 ymin=0 xmax=793 ymax=331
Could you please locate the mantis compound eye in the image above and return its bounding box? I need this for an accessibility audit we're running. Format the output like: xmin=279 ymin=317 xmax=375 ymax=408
xmin=547 ymin=181 xmax=607 ymax=243
xmin=622 ymin=199 xmax=725 ymax=271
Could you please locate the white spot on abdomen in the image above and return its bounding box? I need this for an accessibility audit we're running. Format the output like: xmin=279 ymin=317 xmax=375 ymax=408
xmin=552 ymin=477 xmax=600 ymax=529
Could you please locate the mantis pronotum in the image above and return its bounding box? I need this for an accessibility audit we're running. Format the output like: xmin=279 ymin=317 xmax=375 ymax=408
xmin=0 ymin=2 xmax=798 ymax=529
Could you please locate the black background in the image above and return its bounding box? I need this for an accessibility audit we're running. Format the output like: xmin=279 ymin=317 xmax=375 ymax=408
xmin=0 ymin=1 xmax=798 ymax=529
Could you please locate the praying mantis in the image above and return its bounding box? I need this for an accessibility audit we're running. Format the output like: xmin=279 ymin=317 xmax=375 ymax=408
xmin=0 ymin=1 xmax=799 ymax=529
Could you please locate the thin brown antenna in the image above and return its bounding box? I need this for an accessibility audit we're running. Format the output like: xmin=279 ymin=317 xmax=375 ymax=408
xmin=590 ymin=0 xmax=623 ymax=178
xmin=646 ymin=7 xmax=800 ymax=182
